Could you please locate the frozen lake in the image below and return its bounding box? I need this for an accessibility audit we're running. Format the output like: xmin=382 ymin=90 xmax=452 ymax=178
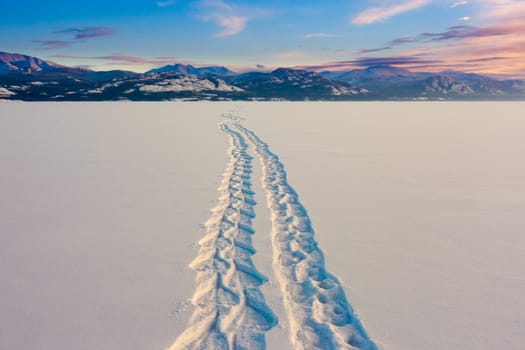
xmin=1 ymin=102 xmax=524 ymax=350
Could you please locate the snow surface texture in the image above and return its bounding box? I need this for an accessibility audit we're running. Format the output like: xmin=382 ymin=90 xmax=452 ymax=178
xmin=2 ymin=102 xmax=525 ymax=350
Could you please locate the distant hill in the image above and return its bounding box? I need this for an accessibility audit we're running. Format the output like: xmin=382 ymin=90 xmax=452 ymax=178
xmin=0 ymin=51 xmax=523 ymax=101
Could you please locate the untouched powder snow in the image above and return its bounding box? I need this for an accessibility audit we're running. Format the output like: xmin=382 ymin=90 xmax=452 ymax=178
xmin=1 ymin=102 xmax=525 ymax=350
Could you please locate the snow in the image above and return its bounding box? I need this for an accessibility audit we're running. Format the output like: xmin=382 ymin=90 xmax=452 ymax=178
xmin=0 ymin=87 xmax=15 ymax=96
xmin=139 ymin=77 xmax=243 ymax=93
xmin=1 ymin=102 xmax=524 ymax=350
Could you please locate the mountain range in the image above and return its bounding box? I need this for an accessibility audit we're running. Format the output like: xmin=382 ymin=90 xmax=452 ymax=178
xmin=1 ymin=51 xmax=524 ymax=101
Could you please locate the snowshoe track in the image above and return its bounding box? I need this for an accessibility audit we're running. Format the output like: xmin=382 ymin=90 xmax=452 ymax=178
xmin=234 ymin=120 xmax=378 ymax=350
xmin=169 ymin=120 xmax=277 ymax=350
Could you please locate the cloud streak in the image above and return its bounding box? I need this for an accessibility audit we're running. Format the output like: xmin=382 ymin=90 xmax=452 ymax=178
xmin=358 ymin=46 xmax=393 ymax=54
xmin=52 ymin=54 xmax=179 ymax=66
xmin=450 ymin=1 xmax=468 ymax=8
xmin=55 ymin=26 xmax=116 ymax=40
xmin=352 ymin=0 xmax=431 ymax=25
xmin=304 ymin=33 xmax=334 ymax=39
xmin=34 ymin=26 xmax=116 ymax=50
xmin=32 ymin=40 xmax=72 ymax=50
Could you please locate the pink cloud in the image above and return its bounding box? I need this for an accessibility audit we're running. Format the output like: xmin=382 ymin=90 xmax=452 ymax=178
xmin=352 ymin=0 xmax=431 ymax=25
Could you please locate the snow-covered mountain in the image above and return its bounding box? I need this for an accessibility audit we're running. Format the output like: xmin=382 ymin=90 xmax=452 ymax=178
xmin=227 ymin=68 xmax=366 ymax=99
xmin=322 ymin=65 xmax=424 ymax=83
xmin=0 ymin=52 xmax=67 ymax=74
xmin=146 ymin=64 xmax=236 ymax=77
xmin=324 ymin=65 xmax=525 ymax=99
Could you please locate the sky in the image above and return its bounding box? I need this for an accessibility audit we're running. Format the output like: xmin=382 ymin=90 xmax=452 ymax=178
xmin=1 ymin=0 xmax=525 ymax=77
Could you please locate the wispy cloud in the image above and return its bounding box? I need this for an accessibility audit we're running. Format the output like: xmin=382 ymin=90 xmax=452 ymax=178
xmin=387 ymin=37 xmax=417 ymax=46
xmin=52 ymin=54 xmax=178 ymax=66
xmin=458 ymin=16 xmax=471 ymax=21
xmin=215 ymin=15 xmax=248 ymax=37
xmin=476 ymin=0 xmax=525 ymax=20
xmin=358 ymin=46 xmax=393 ymax=54
xmin=383 ymin=21 xmax=525 ymax=46
xmin=297 ymin=55 xmax=442 ymax=71
xmin=55 ymin=26 xmax=116 ymax=40
xmin=304 ymin=33 xmax=334 ymax=39
xmin=157 ymin=0 xmax=176 ymax=7
xmin=352 ymin=0 xmax=431 ymax=25
xmin=350 ymin=56 xmax=442 ymax=67
xmin=32 ymin=40 xmax=72 ymax=50
xmin=198 ymin=0 xmax=252 ymax=37
xmin=34 ymin=26 xmax=116 ymax=50
xmin=450 ymin=1 xmax=468 ymax=8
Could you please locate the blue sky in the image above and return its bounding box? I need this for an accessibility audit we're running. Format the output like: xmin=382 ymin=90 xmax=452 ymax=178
xmin=1 ymin=0 xmax=525 ymax=76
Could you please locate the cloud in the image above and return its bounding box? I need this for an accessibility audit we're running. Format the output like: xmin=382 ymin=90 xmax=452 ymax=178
xmin=458 ymin=16 xmax=471 ymax=21
xmin=352 ymin=0 xmax=431 ymax=25
xmin=33 ymin=40 xmax=72 ymax=50
xmin=450 ymin=1 xmax=468 ymax=8
xmin=349 ymin=56 xmax=442 ymax=67
xmin=52 ymin=54 xmax=179 ymax=66
xmin=34 ymin=26 xmax=116 ymax=50
xmin=465 ymin=56 xmax=506 ymax=63
xmin=199 ymin=0 xmax=252 ymax=37
xmin=157 ymin=0 xmax=176 ymax=7
xmin=387 ymin=37 xmax=417 ymax=46
xmin=384 ymin=21 xmax=525 ymax=47
xmin=421 ymin=23 xmax=523 ymax=41
xmin=301 ymin=55 xmax=442 ymax=71
xmin=304 ymin=33 xmax=334 ymax=39
xmin=55 ymin=26 xmax=116 ymax=40
xmin=359 ymin=46 xmax=393 ymax=54
xmin=476 ymin=0 xmax=525 ymax=20
xmin=215 ymin=15 xmax=248 ymax=37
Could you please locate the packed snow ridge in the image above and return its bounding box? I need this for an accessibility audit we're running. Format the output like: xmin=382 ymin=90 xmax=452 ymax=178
xmin=171 ymin=116 xmax=378 ymax=350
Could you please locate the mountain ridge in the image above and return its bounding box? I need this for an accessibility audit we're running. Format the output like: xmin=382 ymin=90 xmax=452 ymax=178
xmin=1 ymin=51 xmax=524 ymax=101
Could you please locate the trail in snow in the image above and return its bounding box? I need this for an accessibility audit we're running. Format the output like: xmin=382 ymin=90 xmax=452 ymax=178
xmin=234 ymin=119 xmax=378 ymax=350
xmin=169 ymin=119 xmax=277 ymax=350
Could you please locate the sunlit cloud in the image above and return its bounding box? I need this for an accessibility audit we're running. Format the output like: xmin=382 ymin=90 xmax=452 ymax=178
xmin=458 ymin=16 xmax=471 ymax=21
xmin=475 ymin=0 xmax=525 ymax=20
xmin=352 ymin=0 xmax=431 ymax=25
xmin=450 ymin=1 xmax=468 ymax=8
xmin=197 ymin=0 xmax=269 ymax=37
xmin=304 ymin=33 xmax=334 ymax=39
xmin=215 ymin=15 xmax=248 ymax=37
